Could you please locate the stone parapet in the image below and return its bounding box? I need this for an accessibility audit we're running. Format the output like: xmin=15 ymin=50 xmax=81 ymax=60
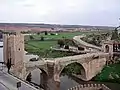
xmin=68 ymin=84 xmax=111 ymax=90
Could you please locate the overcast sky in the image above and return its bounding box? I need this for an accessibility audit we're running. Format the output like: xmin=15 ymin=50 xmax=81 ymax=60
xmin=1 ymin=0 xmax=120 ymax=26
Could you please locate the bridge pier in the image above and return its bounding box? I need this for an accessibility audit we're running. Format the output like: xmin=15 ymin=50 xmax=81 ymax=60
xmin=44 ymin=61 xmax=61 ymax=90
xmin=40 ymin=72 xmax=48 ymax=90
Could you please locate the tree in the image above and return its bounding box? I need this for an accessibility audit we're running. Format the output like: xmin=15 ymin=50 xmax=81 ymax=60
xmin=51 ymin=28 xmax=54 ymax=30
xmin=26 ymin=73 xmax=32 ymax=82
xmin=78 ymin=47 xmax=84 ymax=50
xmin=57 ymin=39 xmax=64 ymax=47
xmin=29 ymin=35 xmax=34 ymax=40
xmin=6 ymin=58 xmax=12 ymax=73
xmin=40 ymin=36 xmax=44 ymax=41
xmin=64 ymin=45 xmax=69 ymax=49
xmin=91 ymin=37 xmax=96 ymax=45
xmin=44 ymin=31 xmax=48 ymax=35
xmin=62 ymin=63 xmax=82 ymax=75
xmin=96 ymin=36 xmax=101 ymax=46
xmin=37 ymin=32 xmax=40 ymax=35
xmin=50 ymin=33 xmax=55 ymax=35
xmin=111 ymin=28 xmax=119 ymax=40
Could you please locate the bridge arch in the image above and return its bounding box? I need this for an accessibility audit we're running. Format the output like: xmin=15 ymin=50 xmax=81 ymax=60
xmin=58 ymin=61 xmax=86 ymax=79
xmin=25 ymin=67 xmax=48 ymax=80
xmin=25 ymin=67 xmax=48 ymax=89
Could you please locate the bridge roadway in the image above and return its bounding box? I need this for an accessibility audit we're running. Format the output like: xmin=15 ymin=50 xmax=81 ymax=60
xmin=51 ymin=46 xmax=98 ymax=54
xmin=73 ymin=35 xmax=102 ymax=51
xmin=25 ymin=52 xmax=107 ymax=72
xmin=24 ymin=51 xmax=108 ymax=89
xmin=54 ymin=52 xmax=107 ymax=63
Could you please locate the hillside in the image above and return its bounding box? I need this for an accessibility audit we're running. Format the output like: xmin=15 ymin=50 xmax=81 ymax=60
xmin=0 ymin=23 xmax=115 ymax=31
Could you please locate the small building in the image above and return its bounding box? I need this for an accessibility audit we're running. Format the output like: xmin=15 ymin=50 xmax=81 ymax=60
xmin=102 ymin=40 xmax=120 ymax=60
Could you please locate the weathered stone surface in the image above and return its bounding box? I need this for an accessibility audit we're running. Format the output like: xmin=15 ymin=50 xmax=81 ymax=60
xmin=3 ymin=33 xmax=110 ymax=90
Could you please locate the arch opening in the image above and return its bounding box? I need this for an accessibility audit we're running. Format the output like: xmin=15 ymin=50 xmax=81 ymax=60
xmin=60 ymin=62 xmax=85 ymax=77
xmin=105 ymin=45 xmax=109 ymax=53
xmin=59 ymin=62 xmax=86 ymax=90
xmin=26 ymin=68 xmax=48 ymax=89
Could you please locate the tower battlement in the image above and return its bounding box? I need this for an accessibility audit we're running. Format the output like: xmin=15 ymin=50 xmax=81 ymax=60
xmin=3 ymin=32 xmax=24 ymax=76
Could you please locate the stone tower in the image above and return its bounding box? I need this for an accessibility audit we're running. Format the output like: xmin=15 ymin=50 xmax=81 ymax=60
xmin=3 ymin=32 xmax=24 ymax=77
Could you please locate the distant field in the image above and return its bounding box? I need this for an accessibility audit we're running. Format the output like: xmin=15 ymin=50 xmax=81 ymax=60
xmin=25 ymin=31 xmax=109 ymax=57
xmin=25 ymin=31 xmax=110 ymax=39
xmin=26 ymin=40 xmax=57 ymax=49
xmin=25 ymin=32 xmax=87 ymax=40
xmin=25 ymin=31 xmax=90 ymax=57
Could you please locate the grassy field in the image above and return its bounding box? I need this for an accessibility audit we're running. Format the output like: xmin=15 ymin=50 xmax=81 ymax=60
xmin=25 ymin=31 xmax=111 ymax=56
xmin=25 ymin=31 xmax=106 ymax=50
xmin=25 ymin=30 xmax=109 ymax=39
xmin=30 ymin=32 xmax=88 ymax=39
xmin=94 ymin=63 xmax=120 ymax=83
xmin=26 ymin=40 xmax=57 ymax=49
xmin=25 ymin=31 xmax=91 ymax=57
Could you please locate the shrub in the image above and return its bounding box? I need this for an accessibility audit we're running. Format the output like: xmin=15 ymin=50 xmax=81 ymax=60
xmin=40 ymin=36 xmax=44 ymax=41
xmin=64 ymin=45 xmax=69 ymax=49
xmin=57 ymin=39 xmax=65 ymax=47
xmin=44 ymin=31 xmax=48 ymax=35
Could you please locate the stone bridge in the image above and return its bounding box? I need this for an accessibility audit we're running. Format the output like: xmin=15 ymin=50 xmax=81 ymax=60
xmin=20 ymin=52 xmax=108 ymax=90
xmin=3 ymin=33 xmax=110 ymax=90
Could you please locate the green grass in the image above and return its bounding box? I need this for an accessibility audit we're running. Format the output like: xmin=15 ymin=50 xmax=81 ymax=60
xmin=25 ymin=31 xmax=110 ymax=57
xmin=26 ymin=40 xmax=57 ymax=49
xmin=25 ymin=32 xmax=87 ymax=58
xmin=34 ymin=32 xmax=86 ymax=39
xmin=25 ymin=31 xmax=95 ymax=41
xmin=95 ymin=63 xmax=120 ymax=83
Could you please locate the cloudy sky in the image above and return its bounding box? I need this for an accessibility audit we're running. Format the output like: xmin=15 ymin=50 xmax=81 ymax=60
xmin=1 ymin=0 xmax=120 ymax=26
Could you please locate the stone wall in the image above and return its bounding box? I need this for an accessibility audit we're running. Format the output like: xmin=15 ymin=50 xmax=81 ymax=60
xmin=68 ymin=84 xmax=111 ymax=90
xmin=3 ymin=32 xmax=25 ymax=78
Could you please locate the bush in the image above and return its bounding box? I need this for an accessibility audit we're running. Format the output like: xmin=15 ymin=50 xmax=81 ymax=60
xmin=44 ymin=31 xmax=48 ymax=35
xmin=111 ymin=28 xmax=119 ymax=40
xmin=40 ymin=36 xmax=44 ymax=41
xmin=57 ymin=39 xmax=65 ymax=47
xmin=78 ymin=47 xmax=84 ymax=50
xmin=50 ymin=33 xmax=55 ymax=35
xmin=29 ymin=36 xmax=34 ymax=40
xmin=64 ymin=45 xmax=69 ymax=49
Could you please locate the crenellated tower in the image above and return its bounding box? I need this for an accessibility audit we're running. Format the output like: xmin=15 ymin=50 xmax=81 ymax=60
xmin=3 ymin=32 xmax=25 ymax=77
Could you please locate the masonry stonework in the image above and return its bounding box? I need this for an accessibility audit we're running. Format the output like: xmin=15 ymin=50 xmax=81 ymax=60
xmin=3 ymin=33 xmax=110 ymax=90
xmin=3 ymin=32 xmax=25 ymax=78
